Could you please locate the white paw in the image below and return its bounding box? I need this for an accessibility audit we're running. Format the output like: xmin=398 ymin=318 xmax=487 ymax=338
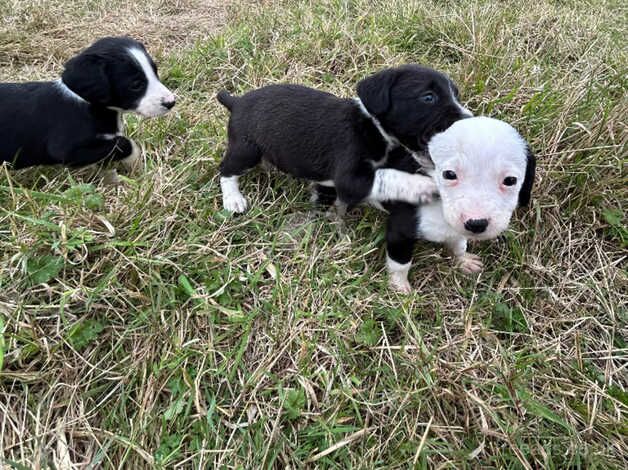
xmin=334 ymin=199 xmax=348 ymax=217
xmin=223 ymin=192 xmax=248 ymax=213
xmin=457 ymin=253 xmax=483 ymax=273
xmin=121 ymin=140 xmax=142 ymax=172
xmin=411 ymin=175 xmax=438 ymax=204
xmin=102 ymin=168 xmax=121 ymax=185
xmin=389 ymin=272 xmax=412 ymax=293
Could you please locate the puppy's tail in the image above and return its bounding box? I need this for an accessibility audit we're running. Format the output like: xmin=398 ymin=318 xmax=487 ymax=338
xmin=217 ymin=90 xmax=237 ymax=110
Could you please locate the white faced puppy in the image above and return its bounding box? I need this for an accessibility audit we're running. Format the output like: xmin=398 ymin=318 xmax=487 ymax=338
xmin=216 ymin=64 xmax=472 ymax=213
xmin=384 ymin=117 xmax=536 ymax=292
xmin=0 ymin=36 xmax=175 ymax=169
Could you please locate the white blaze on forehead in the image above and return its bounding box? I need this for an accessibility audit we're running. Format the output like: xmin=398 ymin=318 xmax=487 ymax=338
xmin=449 ymin=82 xmax=473 ymax=118
xmin=128 ymin=47 xmax=175 ymax=117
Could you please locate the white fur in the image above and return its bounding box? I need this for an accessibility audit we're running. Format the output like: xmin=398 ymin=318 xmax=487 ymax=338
xmin=449 ymin=83 xmax=473 ymax=118
xmin=369 ymin=169 xmax=436 ymax=205
xmin=221 ymin=176 xmax=248 ymax=213
xmin=354 ymin=97 xmax=398 ymax=150
xmin=121 ymin=139 xmax=141 ymax=171
xmin=428 ymin=116 xmax=528 ymax=240
xmin=98 ymin=112 xmax=123 ymax=140
xmin=128 ymin=48 xmax=175 ymax=117
xmin=55 ymin=79 xmax=87 ymax=104
xmin=387 ymin=255 xmax=412 ymax=293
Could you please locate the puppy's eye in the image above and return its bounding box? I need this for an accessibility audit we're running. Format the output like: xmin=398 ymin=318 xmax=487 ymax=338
xmin=503 ymin=176 xmax=517 ymax=186
xmin=420 ymin=92 xmax=436 ymax=104
xmin=129 ymin=79 xmax=144 ymax=92
xmin=443 ymin=170 xmax=457 ymax=180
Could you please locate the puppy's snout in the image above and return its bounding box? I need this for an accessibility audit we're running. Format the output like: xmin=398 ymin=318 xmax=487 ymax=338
xmin=161 ymin=96 xmax=176 ymax=110
xmin=464 ymin=218 xmax=489 ymax=234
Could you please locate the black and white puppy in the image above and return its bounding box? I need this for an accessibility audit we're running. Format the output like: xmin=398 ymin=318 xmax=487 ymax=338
xmin=384 ymin=117 xmax=536 ymax=292
xmin=216 ymin=64 xmax=472 ymax=213
xmin=0 ymin=36 xmax=175 ymax=170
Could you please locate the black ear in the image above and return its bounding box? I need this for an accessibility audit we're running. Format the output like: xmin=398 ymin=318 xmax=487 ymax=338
xmin=61 ymin=53 xmax=111 ymax=105
xmin=518 ymin=145 xmax=536 ymax=207
xmin=356 ymin=68 xmax=398 ymax=115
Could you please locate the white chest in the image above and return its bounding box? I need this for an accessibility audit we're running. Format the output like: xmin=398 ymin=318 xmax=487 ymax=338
xmin=416 ymin=202 xmax=465 ymax=244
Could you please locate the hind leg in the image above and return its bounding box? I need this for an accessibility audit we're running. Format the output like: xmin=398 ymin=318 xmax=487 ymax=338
xmin=219 ymin=139 xmax=262 ymax=213
xmin=310 ymin=184 xmax=337 ymax=207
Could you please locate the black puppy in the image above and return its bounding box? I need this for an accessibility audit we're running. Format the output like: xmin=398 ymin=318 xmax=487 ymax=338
xmin=216 ymin=64 xmax=472 ymax=213
xmin=0 ymin=36 xmax=175 ymax=170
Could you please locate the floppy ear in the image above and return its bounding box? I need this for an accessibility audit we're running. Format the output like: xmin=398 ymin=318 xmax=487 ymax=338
xmin=61 ymin=53 xmax=111 ymax=105
xmin=518 ymin=145 xmax=536 ymax=207
xmin=356 ymin=68 xmax=398 ymax=115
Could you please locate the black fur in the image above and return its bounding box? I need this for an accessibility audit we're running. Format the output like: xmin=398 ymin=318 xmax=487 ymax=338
xmin=385 ymin=201 xmax=420 ymax=266
xmin=0 ymin=37 xmax=168 ymax=169
xmin=518 ymin=146 xmax=536 ymax=207
xmin=217 ymin=64 xmax=469 ymax=207
xmin=381 ymin=150 xmax=424 ymax=266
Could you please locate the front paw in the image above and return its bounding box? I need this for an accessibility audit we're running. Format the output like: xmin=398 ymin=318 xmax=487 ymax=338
xmin=121 ymin=140 xmax=142 ymax=172
xmin=389 ymin=272 xmax=412 ymax=293
xmin=223 ymin=192 xmax=248 ymax=213
xmin=456 ymin=253 xmax=483 ymax=273
xmin=411 ymin=174 xmax=438 ymax=204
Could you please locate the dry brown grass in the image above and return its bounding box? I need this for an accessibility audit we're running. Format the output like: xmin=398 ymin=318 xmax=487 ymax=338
xmin=0 ymin=0 xmax=626 ymax=468
xmin=0 ymin=0 xmax=229 ymax=80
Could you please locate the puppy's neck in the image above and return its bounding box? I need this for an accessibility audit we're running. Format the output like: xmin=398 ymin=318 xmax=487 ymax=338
xmin=353 ymin=97 xmax=398 ymax=150
xmin=55 ymin=79 xmax=88 ymax=104
xmin=354 ymin=97 xmax=433 ymax=173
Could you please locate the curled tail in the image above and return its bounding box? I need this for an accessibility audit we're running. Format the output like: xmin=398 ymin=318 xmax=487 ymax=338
xmin=217 ymin=90 xmax=237 ymax=110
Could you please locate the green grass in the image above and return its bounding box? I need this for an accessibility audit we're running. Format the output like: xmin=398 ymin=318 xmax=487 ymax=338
xmin=1 ymin=0 xmax=626 ymax=468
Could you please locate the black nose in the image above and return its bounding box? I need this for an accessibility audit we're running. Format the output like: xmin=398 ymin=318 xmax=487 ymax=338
xmin=464 ymin=218 xmax=489 ymax=233
xmin=162 ymin=99 xmax=176 ymax=109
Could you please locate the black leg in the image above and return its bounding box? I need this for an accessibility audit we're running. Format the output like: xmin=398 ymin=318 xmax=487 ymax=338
xmin=219 ymin=139 xmax=262 ymax=178
xmin=312 ymin=184 xmax=338 ymax=207
xmin=384 ymin=202 xmax=419 ymax=292
xmin=60 ymin=136 xmax=137 ymax=167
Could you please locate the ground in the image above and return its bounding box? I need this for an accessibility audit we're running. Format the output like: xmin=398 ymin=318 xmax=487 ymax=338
xmin=0 ymin=0 xmax=626 ymax=468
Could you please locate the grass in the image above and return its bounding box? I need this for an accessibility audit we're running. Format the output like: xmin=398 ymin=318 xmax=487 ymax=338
xmin=0 ymin=0 xmax=626 ymax=467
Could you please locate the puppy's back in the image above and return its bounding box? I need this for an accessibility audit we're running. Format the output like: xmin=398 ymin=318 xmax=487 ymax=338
xmin=220 ymin=84 xmax=356 ymax=178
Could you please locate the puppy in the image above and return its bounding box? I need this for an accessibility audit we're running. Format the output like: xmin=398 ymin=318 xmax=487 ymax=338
xmin=0 ymin=36 xmax=175 ymax=170
xmin=383 ymin=117 xmax=536 ymax=292
xmin=216 ymin=64 xmax=472 ymax=213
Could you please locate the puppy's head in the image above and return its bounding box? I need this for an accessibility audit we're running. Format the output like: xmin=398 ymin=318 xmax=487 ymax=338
xmin=356 ymin=64 xmax=472 ymax=151
xmin=62 ymin=36 xmax=176 ymax=117
xmin=427 ymin=116 xmax=536 ymax=240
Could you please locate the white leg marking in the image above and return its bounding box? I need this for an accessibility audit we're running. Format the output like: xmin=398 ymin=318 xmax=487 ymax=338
xmin=387 ymin=255 xmax=412 ymax=293
xmin=221 ymin=176 xmax=248 ymax=213
xmin=102 ymin=168 xmax=121 ymax=185
xmin=120 ymin=139 xmax=142 ymax=171
xmin=121 ymin=139 xmax=142 ymax=172
xmin=369 ymin=169 xmax=437 ymax=204
xmin=446 ymin=238 xmax=483 ymax=273
xmin=334 ymin=198 xmax=348 ymax=217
